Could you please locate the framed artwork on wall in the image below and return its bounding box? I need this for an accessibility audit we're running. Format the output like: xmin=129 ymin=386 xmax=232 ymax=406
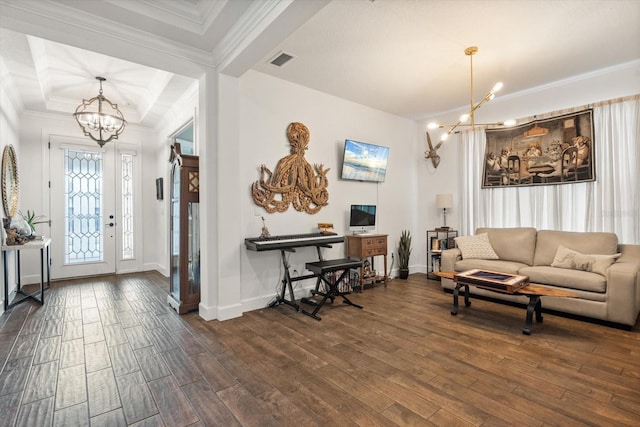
xmin=482 ymin=109 xmax=594 ymax=188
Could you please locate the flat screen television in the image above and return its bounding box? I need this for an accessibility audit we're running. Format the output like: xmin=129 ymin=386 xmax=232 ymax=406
xmin=341 ymin=139 xmax=389 ymax=182
xmin=349 ymin=204 xmax=376 ymax=233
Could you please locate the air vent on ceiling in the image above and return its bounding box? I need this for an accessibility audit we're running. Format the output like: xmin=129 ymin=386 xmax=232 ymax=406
xmin=269 ymin=52 xmax=294 ymax=67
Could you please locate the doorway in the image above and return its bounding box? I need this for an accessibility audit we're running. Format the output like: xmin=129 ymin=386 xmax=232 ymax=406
xmin=48 ymin=135 xmax=139 ymax=279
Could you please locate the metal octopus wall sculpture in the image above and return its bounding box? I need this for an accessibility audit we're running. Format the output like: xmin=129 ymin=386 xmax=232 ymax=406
xmin=251 ymin=122 xmax=330 ymax=214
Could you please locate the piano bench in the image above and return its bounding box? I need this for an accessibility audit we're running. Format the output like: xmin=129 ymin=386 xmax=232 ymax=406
xmin=305 ymin=257 xmax=363 ymax=275
xmin=302 ymin=258 xmax=363 ymax=320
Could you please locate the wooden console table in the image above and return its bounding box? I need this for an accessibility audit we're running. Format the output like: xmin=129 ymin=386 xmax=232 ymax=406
xmin=346 ymin=234 xmax=387 ymax=291
xmin=2 ymin=237 xmax=51 ymax=310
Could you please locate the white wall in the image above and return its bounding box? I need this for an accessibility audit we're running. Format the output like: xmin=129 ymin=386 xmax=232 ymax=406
xmin=237 ymin=70 xmax=419 ymax=312
xmin=151 ymin=82 xmax=199 ymax=276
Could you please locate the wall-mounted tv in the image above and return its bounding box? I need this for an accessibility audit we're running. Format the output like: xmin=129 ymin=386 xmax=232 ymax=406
xmin=341 ymin=139 xmax=389 ymax=182
xmin=349 ymin=204 xmax=376 ymax=233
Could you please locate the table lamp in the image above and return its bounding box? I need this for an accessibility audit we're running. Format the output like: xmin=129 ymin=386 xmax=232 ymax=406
xmin=436 ymin=194 xmax=453 ymax=229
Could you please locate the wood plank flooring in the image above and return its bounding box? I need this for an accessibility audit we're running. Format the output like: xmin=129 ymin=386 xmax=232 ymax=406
xmin=1 ymin=271 xmax=639 ymax=426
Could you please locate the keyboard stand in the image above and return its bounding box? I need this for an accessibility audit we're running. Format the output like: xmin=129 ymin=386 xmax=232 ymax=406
xmin=268 ymin=245 xmax=332 ymax=313
xmin=301 ymin=258 xmax=363 ymax=320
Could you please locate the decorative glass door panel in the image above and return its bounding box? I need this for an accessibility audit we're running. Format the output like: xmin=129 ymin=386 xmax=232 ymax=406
xmin=121 ymin=153 xmax=134 ymax=260
xmin=65 ymin=149 xmax=103 ymax=263
xmin=50 ymin=139 xmax=116 ymax=279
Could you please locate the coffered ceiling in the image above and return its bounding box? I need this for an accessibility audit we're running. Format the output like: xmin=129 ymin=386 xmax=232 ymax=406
xmin=0 ymin=28 xmax=196 ymax=126
xmin=0 ymin=0 xmax=638 ymax=127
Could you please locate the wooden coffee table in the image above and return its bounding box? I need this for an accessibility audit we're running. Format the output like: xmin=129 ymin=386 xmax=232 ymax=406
xmin=436 ymin=271 xmax=578 ymax=335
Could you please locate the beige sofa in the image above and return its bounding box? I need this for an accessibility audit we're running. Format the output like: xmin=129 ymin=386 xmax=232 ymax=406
xmin=441 ymin=227 xmax=640 ymax=327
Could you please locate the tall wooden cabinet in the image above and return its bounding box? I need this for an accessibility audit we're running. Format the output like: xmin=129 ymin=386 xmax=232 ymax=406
xmin=168 ymin=144 xmax=200 ymax=314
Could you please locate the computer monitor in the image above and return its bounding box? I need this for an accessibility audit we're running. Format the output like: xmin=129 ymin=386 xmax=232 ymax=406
xmin=349 ymin=204 xmax=376 ymax=234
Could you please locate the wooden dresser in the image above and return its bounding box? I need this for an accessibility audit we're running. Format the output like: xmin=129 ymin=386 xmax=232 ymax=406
xmin=345 ymin=234 xmax=388 ymax=291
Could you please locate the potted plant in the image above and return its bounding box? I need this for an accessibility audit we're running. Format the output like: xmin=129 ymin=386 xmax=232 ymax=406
xmin=19 ymin=210 xmax=48 ymax=235
xmin=397 ymin=229 xmax=412 ymax=279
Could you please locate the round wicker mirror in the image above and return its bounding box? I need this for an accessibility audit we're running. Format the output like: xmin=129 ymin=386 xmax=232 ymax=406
xmin=2 ymin=145 xmax=19 ymax=218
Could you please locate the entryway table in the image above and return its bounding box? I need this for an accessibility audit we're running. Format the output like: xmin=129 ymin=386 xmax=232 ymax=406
xmin=2 ymin=237 xmax=51 ymax=310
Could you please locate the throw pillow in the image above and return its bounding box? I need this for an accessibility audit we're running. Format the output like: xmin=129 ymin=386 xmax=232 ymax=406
xmin=551 ymin=245 xmax=620 ymax=276
xmin=454 ymin=233 xmax=499 ymax=260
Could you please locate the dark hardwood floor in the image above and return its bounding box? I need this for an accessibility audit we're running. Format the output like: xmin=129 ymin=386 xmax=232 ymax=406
xmin=1 ymin=271 xmax=639 ymax=426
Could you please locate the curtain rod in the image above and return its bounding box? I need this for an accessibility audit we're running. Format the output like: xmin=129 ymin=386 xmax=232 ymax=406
xmin=517 ymin=94 xmax=640 ymax=124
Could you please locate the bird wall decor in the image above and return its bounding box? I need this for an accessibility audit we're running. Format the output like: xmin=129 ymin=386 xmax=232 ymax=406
xmin=424 ymin=131 xmax=443 ymax=168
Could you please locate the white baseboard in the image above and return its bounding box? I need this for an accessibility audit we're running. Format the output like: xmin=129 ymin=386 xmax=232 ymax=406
xmin=143 ymin=263 xmax=167 ymax=276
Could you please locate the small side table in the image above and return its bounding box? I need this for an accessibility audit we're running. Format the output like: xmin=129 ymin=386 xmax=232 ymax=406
xmin=345 ymin=234 xmax=388 ymax=291
xmin=2 ymin=237 xmax=51 ymax=310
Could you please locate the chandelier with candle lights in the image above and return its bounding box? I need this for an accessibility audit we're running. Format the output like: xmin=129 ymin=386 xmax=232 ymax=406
xmin=73 ymin=76 xmax=126 ymax=147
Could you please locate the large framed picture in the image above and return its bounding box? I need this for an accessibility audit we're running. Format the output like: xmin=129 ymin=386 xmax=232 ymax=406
xmin=482 ymin=109 xmax=595 ymax=188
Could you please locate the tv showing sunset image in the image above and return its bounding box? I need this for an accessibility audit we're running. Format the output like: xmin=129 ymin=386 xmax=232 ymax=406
xmin=340 ymin=139 xmax=389 ymax=182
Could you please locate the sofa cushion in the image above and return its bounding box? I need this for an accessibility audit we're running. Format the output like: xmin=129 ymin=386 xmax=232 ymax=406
xmin=534 ymin=230 xmax=619 ymax=266
xmin=476 ymin=227 xmax=537 ymax=265
xmin=455 ymin=258 xmax=528 ymax=275
xmin=551 ymin=245 xmax=621 ymax=276
xmin=519 ymin=266 xmax=607 ymax=293
xmin=454 ymin=233 xmax=499 ymax=260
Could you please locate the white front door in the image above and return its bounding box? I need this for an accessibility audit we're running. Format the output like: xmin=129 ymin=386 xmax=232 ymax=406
xmin=49 ymin=137 xmax=117 ymax=279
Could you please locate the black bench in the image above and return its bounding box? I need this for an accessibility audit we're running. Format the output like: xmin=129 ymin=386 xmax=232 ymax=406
xmin=302 ymin=257 xmax=363 ymax=320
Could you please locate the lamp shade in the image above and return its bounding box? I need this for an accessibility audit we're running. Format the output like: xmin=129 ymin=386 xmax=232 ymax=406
xmin=436 ymin=193 xmax=453 ymax=209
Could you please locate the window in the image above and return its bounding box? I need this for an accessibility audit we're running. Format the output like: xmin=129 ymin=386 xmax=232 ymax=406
xmin=121 ymin=153 xmax=134 ymax=259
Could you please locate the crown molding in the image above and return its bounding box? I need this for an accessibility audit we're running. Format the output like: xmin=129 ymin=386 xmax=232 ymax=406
xmin=0 ymin=0 xmax=216 ymax=72
xmin=113 ymin=0 xmax=208 ymax=25
xmin=419 ymin=59 xmax=640 ymax=123
xmin=214 ymin=0 xmax=330 ymax=76
xmin=0 ymin=57 xmax=24 ymax=114
xmin=498 ymin=59 xmax=640 ymax=102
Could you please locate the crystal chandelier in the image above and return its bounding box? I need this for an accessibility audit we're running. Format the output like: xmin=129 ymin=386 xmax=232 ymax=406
xmin=428 ymin=46 xmax=515 ymax=142
xmin=73 ymin=76 xmax=126 ymax=147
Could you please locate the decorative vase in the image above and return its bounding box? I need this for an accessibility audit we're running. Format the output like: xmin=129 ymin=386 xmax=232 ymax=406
xmin=399 ymin=269 xmax=409 ymax=279
xmin=9 ymin=216 xmax=32 ymax=237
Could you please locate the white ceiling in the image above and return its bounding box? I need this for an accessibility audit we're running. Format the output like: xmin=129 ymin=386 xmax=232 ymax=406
xmin=255 ymin=0 xmax=640 ymax=120
xmin=0 ymin=0 xmax=639 ymax=127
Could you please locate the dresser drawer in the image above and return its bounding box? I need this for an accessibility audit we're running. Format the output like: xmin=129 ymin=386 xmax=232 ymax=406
xmin=373 ymin=237 xmax=387 ymax=248
xmin=364 ymin=247 xmax=386 ymax=256
xmin=364 ymin=237 xmax=386 ymax=247
xmin=346 ymin=234 xmax=388 ymax=258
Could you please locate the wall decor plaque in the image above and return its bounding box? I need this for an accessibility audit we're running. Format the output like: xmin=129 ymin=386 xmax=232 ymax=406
xmin=251 ymin=122 xmax=330 ymax=214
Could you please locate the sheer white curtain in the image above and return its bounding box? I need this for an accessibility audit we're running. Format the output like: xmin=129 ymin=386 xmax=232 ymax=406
xmin=460 ymin=96 xmax=640 ymax=244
